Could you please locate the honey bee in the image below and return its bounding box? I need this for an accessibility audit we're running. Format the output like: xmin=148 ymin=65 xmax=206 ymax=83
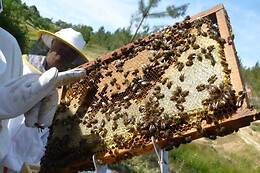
xmin=141 ymin=64 xmax=149 ymax=73
xmin=238 ymin=90 xmax=245 ymax=95
xmin=140 ymin=80 xmax=151 ymax=87
xmin=100 ymin=119 xmax=106 ymax=127
xmin=150 ymin=60 xmax=159 ymax=67
xmin=149 ymin=124 xmax=156 ymax=132
xmin=196 ymin=84 xmax=206 ymax=92
xmin=207 ymin=45 xmax=215 ymax=52
xmin=124 ymin=101 xmax=132 ymax=109
xmin=156 ymin=93 xmax=165 ymax=99
xmin=183 ymin=44 xmax=190 ymax=51
xmin=192 ymin=43 xmax=200 ymax=49
xmin=115 ymin=83 xmax=121 ymax=90
xmin=154 ymin=85 xmax=161 ymax=91
xmin=236 ymin=91 xmax=246 ymax=108
xmin=99 ymin=128 xmax=108 ymax=138
xmin=201 ymin=47 xmax=207 ymax=54
xmin=219 ymin=82 xmax=225 ymax=91
xmin=110 ymin=78 xmax=117 ymax=86
xmin=184 ymin=15 xmax=191 ymax=21
xmin=112 ymin=122 xmax=118 ymax=130
xmin=205 ymin=53 xmax=213 ymax=60
xmin=187 ymin=53 xmax=196 ymax=61
xmin=186 ymin=60 xmax=193 ymax=66
xmin=223 ymin=68 xmax=231 ymax=74
xmin=201 ymin=30 xmax=207 ymax=37
xmin=101 ymin=84 xmax=108 ymax=93
xmin=111 ymin=91 xmax=118 ymax=97
xmin=208 ymin=85 xmax=221 ymax=96
xmin=132 ymin=69 xmax=139 ymax=76
xmin=127 ymin=126 xmax=135 ymax=133
xmin=218 ymin=37 xmax=226 ymax=45
xmin=123 ymin=95 xmax=130 ymax=101
xmin=201 ymin=98 xmax=210 ymax=106
xmin=176 ymin=97 xmax=185 ymax=104
xmin=181 ymin=90 xmax=189 ymax=97
xmin=190 ymin=35 xmax=196 ymax=44
xmin=101 ymin=107 xmax=108 ymax=113
xmin=148 ymin=56 xmax=155 ymax=62
xmin=113 ymin=113 xmax=120 ymax=120
xmin=123 ymin=70 xmax=130 ymax=78
xmin=175 ymin=62 xmax=184 ymax=71
xmin=210 ymin=58 xmax=216 ymax=66
xmin=112 ymin=51 xmax=118 ymax=57
xmin=221 ymin=60 xmax=228 ymax=67
xmin=101 ymin=63 xmax=108 ymax=70
xmin=207 ymin=74 xmax=218 ymax=84
xmin=167 ymin=81 xmax=173 ymax=89
xmin=162 ymin=77 xmax=169 ymax=85
xmin=120 ymin=47 xmax=127 ymax=53
xmin=197 ymin=54 xmax=203 ymax=61
xmin=179 ymin=74 xmax=184 ymax=82
xmin=175 ymin=52 xmax=181 ymax=57
xmin=197 ymin=28 xmax=202 ymax=35
xmin=122 ymin=79 xmax=130 ymax=86
xmin=176 ymin=86 xmax=182 ymax=93
xmin=116 ymin=67 xmax=124 ymax=73
xmin=105 ymin=70 xmax=113 ymax=77
xmin=175 ymin=104 xmax=184 ymax=111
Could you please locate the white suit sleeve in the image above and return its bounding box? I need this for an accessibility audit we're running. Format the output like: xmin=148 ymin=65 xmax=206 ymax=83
xmin=0 ymin=68 xmax=58 ymax=120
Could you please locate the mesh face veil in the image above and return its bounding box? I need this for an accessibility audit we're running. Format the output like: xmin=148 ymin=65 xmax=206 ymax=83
xmin=26 ymin=29 xmax=88 ymax=72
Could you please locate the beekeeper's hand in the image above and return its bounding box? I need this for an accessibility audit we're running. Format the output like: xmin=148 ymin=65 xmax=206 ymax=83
xmin=0 ymin=67 xmax=86 ymax=128
xmin=25 ymin=67 xmax=86 ymax=128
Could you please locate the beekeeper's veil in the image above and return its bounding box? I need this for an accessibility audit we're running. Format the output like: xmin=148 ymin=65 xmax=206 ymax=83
xmin=27 ymin=28 xmax=88 ymax=71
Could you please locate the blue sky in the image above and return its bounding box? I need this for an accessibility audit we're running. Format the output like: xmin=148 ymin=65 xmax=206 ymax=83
xmin=21 ymin=0 xmax=259 ymax=68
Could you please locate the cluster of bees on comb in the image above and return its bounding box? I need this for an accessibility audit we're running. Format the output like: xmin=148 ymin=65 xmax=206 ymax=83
xmin=40 ymin=16 xmax=245 ymax=173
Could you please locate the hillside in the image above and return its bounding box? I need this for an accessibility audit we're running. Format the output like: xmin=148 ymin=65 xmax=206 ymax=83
xmin=108 ymin=122 xmax=260 ymax=173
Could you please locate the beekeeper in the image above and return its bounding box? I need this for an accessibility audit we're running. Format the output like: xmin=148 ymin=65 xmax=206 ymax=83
xmin=0 ymin=1 xmax=87 ymax=172
xmin=0 ymin=27 xmax=88 ymax=173
xmin=0 ymin=0 xmax=66 ymax=163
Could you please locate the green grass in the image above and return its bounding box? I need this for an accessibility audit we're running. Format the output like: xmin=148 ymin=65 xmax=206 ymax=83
xmin=83 ymin=44 xmax=110 ymax=61
xmin=250 ymin=121 xmax=260 ymax=132
xmin=168 ymin=141 xmax=259 ymax=173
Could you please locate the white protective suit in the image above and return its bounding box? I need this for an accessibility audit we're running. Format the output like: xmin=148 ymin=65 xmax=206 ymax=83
xmin=1 ymin=55 xmax=50 ymax=172
xmin=1 ymin=54 xmax=86 ymax=172
xmin=0 ymin=27 xmax=23 ymax=162
xmin=0 ymin=25 xmax=102 ymax=172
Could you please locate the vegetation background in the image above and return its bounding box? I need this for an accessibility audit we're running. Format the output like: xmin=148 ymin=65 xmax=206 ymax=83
xmin=1 ymin=0 xmax=259 ymax=172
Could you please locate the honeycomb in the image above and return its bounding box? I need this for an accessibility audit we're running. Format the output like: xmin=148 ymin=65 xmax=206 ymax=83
xmin=39 ymin=16 xmax=245 ymax=173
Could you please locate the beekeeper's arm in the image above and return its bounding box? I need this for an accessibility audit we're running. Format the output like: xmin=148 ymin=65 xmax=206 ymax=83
xmin=0 ymin=67 xmax=86 ymax=127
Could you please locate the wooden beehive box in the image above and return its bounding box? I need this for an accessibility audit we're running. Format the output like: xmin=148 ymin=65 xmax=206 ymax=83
xmin=39 ymin=4 xmax=259 ymax=173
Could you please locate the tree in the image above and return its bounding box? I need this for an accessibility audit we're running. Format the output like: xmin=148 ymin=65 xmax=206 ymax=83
xmin=73 ymin=25 xmax=93 ymax=44
xmin=130 ymin=0 xmax=189 ymax=42
xmin=106 ymin=28 xmax=132 ymax=50
xmin=0 ymin=0 xmax=29 ymax=52
xmin=90 ymin=26 xmax=111 ymax=47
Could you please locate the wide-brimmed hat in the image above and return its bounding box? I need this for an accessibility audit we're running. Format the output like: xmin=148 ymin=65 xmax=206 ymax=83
xmin=38 ymin=28 xmax=88 ymax=62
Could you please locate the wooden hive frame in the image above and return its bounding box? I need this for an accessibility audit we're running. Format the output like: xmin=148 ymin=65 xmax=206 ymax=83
xmin=39 ymin=4 xmax=260 ymax=173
